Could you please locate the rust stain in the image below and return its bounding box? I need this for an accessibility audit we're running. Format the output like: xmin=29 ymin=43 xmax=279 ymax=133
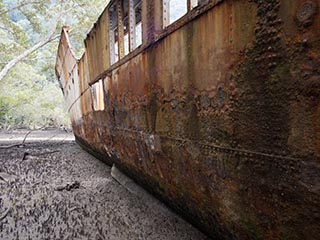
xmin=56 ymin=0 xmax=320 ymax=239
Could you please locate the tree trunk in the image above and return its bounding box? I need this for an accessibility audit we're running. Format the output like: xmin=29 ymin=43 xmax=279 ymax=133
xmin=0 ymin=8 xmax=63 ymax=82
xmin=0 ymin=31 xmax=56 ymax=82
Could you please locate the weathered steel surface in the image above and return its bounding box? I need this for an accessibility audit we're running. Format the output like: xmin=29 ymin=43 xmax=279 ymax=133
xmin=56 ymin=0 xmax=320 ymax=239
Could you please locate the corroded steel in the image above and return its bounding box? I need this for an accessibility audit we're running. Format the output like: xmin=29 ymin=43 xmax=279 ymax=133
xmin=56 ymin=0 xmax=320 ymax=239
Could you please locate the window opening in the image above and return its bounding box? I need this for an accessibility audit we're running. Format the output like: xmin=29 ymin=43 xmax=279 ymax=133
xmin=134 ymin=2 xmax=142 ymax=48
xmin=109 ymin=3 xmax=119 ymax=64
xmin=114 ymin=30 xmax=119 ymax=60
xmin=163 ymin=0 xmax=187 ymax=27
xmin=170 ymin=0 xmax=187 ymax=24
xmin=163 ymin=0 xmax=199 ymax=27
xmin=123 ymin=17 xmax=130 ymax=55
xmin=135 ymin=21 xmax=142 ymax=47
xmin=122 ymin=0 xmax=130 ymax=55
xmin=91 ymin=80 xmax=105 ymax=111
xmin=109 ymin=0 xmax=142 ymax=63
xmin=190 ymin=0 xmax=198 ymax=9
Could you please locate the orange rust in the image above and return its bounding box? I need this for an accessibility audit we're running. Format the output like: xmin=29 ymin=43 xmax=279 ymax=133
xmin=56 ymin=0 xmax=320 ymax=239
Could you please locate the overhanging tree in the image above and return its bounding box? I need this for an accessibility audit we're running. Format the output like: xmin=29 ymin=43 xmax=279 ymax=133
xmin=0 ymin=0 xmax=106 ymax=128
xmin=0 ymin=0 xmax=106 ymax=82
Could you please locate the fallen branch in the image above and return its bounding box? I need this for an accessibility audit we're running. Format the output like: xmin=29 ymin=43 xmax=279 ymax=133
xmin=0 ymin=129 xmax=33 ymax=149
xmin=0 ymin=127 xmax=45 ymax=149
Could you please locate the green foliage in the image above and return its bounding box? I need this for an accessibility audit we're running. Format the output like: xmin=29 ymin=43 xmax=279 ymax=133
xmin=0 ymin=97 xmax=11 ymax=123
xmin=0 ymin=0 xmax=107 ymax=129
xmin=0 ymin=62 xmax=69 ymax=128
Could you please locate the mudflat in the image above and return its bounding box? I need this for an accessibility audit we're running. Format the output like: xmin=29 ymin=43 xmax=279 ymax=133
xmin=0 ymin=129 xmax=208 ymax=240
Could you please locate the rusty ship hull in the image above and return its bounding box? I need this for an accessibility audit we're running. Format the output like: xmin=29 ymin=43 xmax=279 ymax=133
xmin=56 ymin=0 xmax=320 ymax=239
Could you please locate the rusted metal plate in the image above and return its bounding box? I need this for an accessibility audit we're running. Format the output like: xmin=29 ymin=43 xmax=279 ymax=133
xmin=56 ymin=1 xmax=320 ymax=239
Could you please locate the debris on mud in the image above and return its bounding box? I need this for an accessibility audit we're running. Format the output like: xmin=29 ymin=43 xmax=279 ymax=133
xmin=0 ymin=172 xmax=17 ymax=183
xmin=0 ymin=129 xmax=208 ymax=240
xmin=55 ymin=181 xmax=80 ymax=191
xmin=0 ymin=207 xmax=11 ymax=222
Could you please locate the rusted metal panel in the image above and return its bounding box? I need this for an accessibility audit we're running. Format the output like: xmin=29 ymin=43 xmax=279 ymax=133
xmin=84 ymin=10 xmax=111 ymax=86
xmin=100 ymin=11 xmax=111 ymax=71
xmin=56 ymin=27 xmax=77 ymax=92
xmin=78 ymin=53 xmax=93 ymax=118
xmin=56 ymin=0 xmax=320 ymax=239
xmin=55 ymin=27 xmax=84 ymax=126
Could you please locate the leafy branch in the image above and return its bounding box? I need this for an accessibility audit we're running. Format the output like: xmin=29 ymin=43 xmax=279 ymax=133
xmin=0 ymin=1 xmax=69 ymax=82
xmin=0 ymin=1 xmax=44 ymax=16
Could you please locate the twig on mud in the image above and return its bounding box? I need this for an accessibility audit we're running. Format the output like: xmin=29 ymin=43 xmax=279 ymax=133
xmin=0 ymin=143 xmax=18 ymax=149
xmin=32 ymin=150 xmax=60 ymax=156
xmin=20 ymin=150 xmax=60 ymax=164
xmin=0 ymin=207 xmax=10 ymax=222
xmin=0 ymin=127 xmax=43 ymax=149
xmin=33 ymin=181 xmax=49 ymax=187
xmin=42 ymin=134 xmax=58 ymax=142
xmin=55 ymin=181 xmax=80 ymax=192
xmin=25 ymin=167 xmax=32 ymax=176
xmin=21 ymin=130 xmax=32 ymax=144
xmin=0 ymin=172 xmax=16 ymax=183
xmin=60 ymin=135 xmax=70 ymax=144
xmin=0 ymin=175 xmax=7 ymax=183
xmin=42 ymin=214 xmax=53 ymax=227
xmin=0 ymin=165 xmax=8 ymax=173
xmin=69 ymin=206 xmax=82 ymax=212
xmin=20 ymin=152 xmax=29 ymax=162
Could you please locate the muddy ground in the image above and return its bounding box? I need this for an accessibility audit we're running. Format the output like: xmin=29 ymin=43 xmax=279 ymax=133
xmin=0 ymin=129 xmax=208 ymax=240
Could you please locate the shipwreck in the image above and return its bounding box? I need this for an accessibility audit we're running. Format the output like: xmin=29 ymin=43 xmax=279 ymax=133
xmin=56 ymin=0 xmax=320 ymax=239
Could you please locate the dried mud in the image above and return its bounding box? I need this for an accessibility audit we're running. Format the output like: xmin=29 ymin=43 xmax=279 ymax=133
xmin=0 ymin=130 xmax=208 ymax=240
